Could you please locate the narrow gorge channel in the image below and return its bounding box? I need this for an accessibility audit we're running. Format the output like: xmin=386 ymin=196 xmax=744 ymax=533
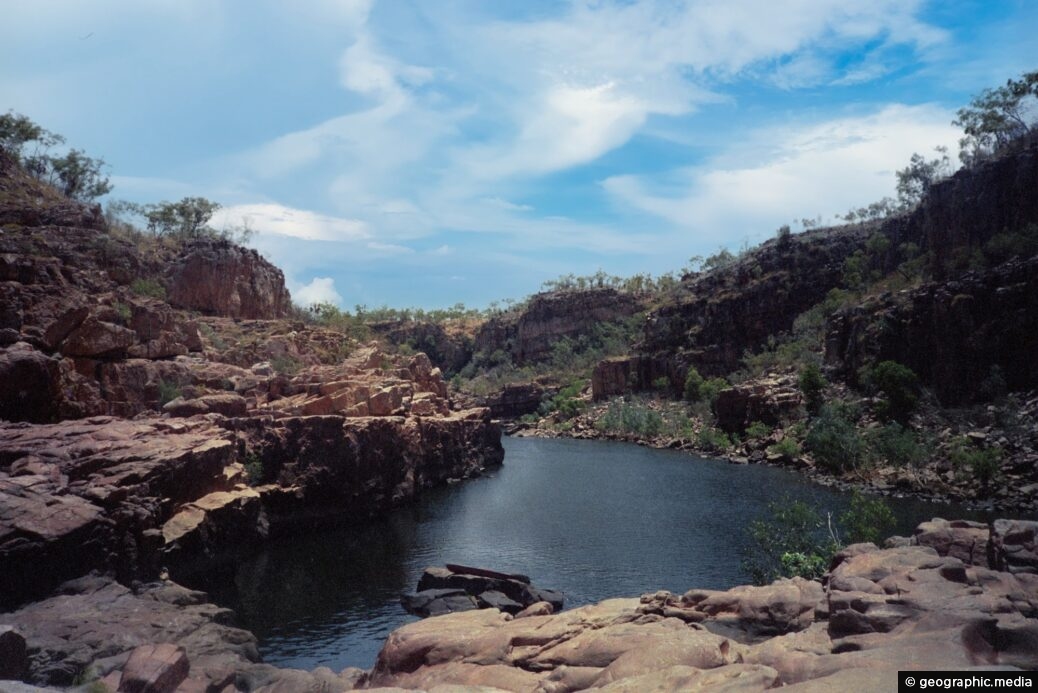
xmin=197 ymin=437 xmax=997 ymax=671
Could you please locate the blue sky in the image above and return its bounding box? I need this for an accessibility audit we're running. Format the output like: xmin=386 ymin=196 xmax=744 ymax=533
xmin=3 ymin=0 xmax=1035 ymax=310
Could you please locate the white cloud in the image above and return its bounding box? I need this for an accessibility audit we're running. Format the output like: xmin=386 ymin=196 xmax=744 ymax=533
xmin=212 ymin=203 xmax=369 ymax=242
xmin=603 ymin=103 xmax=963 ymax=240
xmin=292 ymin=277 xmax=343 ymax=307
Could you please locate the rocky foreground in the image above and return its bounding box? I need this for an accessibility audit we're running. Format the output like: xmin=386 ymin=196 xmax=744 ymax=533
xmin=0 ymin=518 xmax=1035 ymax=691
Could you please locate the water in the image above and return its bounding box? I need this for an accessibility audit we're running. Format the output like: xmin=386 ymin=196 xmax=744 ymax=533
xmin=199 ymin=436 xmax=997 ymax=671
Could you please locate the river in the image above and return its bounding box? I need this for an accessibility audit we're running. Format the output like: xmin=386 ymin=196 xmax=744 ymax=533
xmin=201 ymin=436 xmax=995 ymax=671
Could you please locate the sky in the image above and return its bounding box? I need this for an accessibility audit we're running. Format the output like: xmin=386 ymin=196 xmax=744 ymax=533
xmin=2 ymin=1 xmax=1036 ymax=310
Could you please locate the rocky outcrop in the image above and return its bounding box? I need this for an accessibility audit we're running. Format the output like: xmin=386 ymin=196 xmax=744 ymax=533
xmin=0 ymin=575 xmax=365 ymax=691
xmin=367 ymin=522 xmax=1038 ymax=691
xmin=714 ymin=377 xmax=803 ymax=434
xmin=591 ymin=354 xmax=681 ymax=400
xmin=0 ymin=417 xmax=237 ymax=609
xmin=638 ymin=227 xmax=870 ymax=377
xmin=474 ymin=288 xmax=644 ymax=366
xmin=402 ymin=565 xmax=564 ymax=618
xmin=166 ymin=239 xmax=291 ymax=319
xmin=369 ymin=319 xmax=474 ymax=375
xmin=484 ymin=382 xmax=547 ymax=418
xmin=826 ymin=256 xmax=1038 ymax=403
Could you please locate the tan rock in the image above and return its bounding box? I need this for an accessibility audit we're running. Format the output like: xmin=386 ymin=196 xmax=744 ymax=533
xmin=118 ymin=643 xmax=189 ymax=693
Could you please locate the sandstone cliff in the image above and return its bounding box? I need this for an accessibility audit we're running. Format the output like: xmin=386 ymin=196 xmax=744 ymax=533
xmin=474 ymin=287 xmax=645 ymax=366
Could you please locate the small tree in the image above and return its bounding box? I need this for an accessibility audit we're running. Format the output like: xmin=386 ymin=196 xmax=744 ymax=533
xmin=46 ymin=149 xmax=112 ymax=201
xmin=895 ymin=147 xmax=951 ymax=209
xmin=798 ymin=363 xmax=827 ymax=415
xmin=955 ymin=70 xmax=1038 ymax=165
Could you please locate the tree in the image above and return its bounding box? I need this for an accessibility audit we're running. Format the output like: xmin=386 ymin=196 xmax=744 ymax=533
xmin=895 ymin=147 xmax=951 ymax=209
xmin=128 ymin=197 xmax=222 ymax=239
xmin=46 ymin=149 xmax=112 ymax=201
xmin=0 ymin=111 xmax=111 ymax=201
xmin=954 ymin=70 xmax=1038 ymax=165
xmin=866 ymin=360 xmax=920 ymax=425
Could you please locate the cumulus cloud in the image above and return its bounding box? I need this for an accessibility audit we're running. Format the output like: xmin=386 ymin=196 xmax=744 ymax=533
xmin=292 ymin=277 xmax=343 ymax=307
xmin=603 ymin=103 xmax=962 ymax=241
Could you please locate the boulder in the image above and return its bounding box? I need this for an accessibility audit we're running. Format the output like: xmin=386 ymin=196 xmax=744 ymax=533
xmin=61 ymin=317 xmax=136 ymax=358
xmin=0 ymin=626 xmax=28 ymax=680
xmin=117 ymin=644 xmax=189 ymax=693
xmin=162 ymin=393 xmax=248 ymax=418
xmin=912 ymin=518 xmax=990 ymax=566
xmin=405 ymin=565 xmax=562 ymax=618
xmin=991 ymin=519 xmax=1038 ymax=575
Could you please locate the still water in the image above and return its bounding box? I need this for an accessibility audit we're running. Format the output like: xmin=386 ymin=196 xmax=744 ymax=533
xmin=202 ymin=436 xmax=993 ymax=671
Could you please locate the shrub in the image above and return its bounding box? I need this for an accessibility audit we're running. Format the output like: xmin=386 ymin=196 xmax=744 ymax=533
xmin=270 ymin=355 xmax=301 ymax=376
xmin=596 ymin=399 xmax=663 ymax=437
xmin=539 ymin=380 xmax=586 ymax=420
xmin=157 ymin=379 xmax=181 ymax=406
xmin=683 ymin=367 xmax=705 ymax=402
xmin=948 ymin=437 xmax=1003 ymax=488
xmin=804 ymin=405 xmax=865 ymax=473
xmin=743 ymin=497 xmax=837 ymax=584
xmin=743 ymin=492 xmax=895 ymax=584
xmin=798 ymin=364 xmax=827 ymax=415
xmin=243 ymin=452 xmax=266 ymax=486
xmin=767 ymin=437 xmax=801 ymax=459
xmin=866 ymin=361 xmax=920 ymax=424
xmin=130 ymin=277 xmax=167 ymax=300
xmin=745 ymin=420 xmax=772 ymax=440
xmin=700 ymin=377 xmax=728 ymax=405
xmin=112 ymin=302 xmax=132 ymax=325
xmin=867 ymin=422 xmax=929 ymax=468
xmin=839 ymin=491 xmax=896 ymax=545
xmin=697 ymin=426 xmax=732 ymax=453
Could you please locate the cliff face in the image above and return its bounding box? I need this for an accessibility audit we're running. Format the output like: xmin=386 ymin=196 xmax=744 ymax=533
xmin=474 ymin=287 xmax=645 ymax=365
xmin=370 ymin=319 xmax=474 ymax=375
xmin=0 ymin=157 xmax=505 ymax=612
xmin=639 ymin=227 xmax=870 ymax=376
xmin=881 ymin=139 xmax=1038 ymax=277
xmin=826 ymin=256 xmax=1038 ymax=404
xmin=166 ymin=239 xmax=292 ymax=319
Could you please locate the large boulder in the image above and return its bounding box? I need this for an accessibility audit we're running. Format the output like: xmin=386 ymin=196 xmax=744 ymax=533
xmin=166 ymin=239 xmax=291 ymax=319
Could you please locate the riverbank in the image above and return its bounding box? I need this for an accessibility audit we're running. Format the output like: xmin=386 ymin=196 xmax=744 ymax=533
xmin=2 ymin=517 xmax=1035 ymax=691
xmin=502 ymin=386 xmax=1038 ymax=515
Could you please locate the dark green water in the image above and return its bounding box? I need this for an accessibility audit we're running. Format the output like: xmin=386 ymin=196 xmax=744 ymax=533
xmin=202 ymin=436 xmax=995 ymax=671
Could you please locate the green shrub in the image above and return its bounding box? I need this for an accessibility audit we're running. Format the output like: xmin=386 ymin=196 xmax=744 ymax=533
xmin=948 ymin=437 xmax=1003 ymax=488
xmin=683 ymin=367 xmax=706 ymax=401
xmin=596 ymin=399 xmax=664 ymax=437
xmin=270 ymin=355 xmax=301 ymax=375
xmin=866 ymin=361 xmax=919 ymax=424
xmin=539 ymin=380 xmax=586 ymax=420
xmin=867 ymin=422 xmax=929 ymax=467
xmin=804 ymin=405 xmax=865 ymax=473
xmin=767 ymin=437 xmax=801 ymax=459
xmin=243 ymin=452 xmax=266 ymax=486
xmin=130 ymin=277 xmax=166 ymax=300
xmin=697 ymin=426 xmax=732 ymax=453
xmin=157 ymin=379 xmax=181 ymax=406
xmin=699 ymin=377 xmax=728 ymax=405
xmin=798 ymin=364 xmax=827 ymax=415
xmin=745 ymin=420 xmax=772 ymax=440
xmin=743 ymin=492 xmax=895 ymax=584
xmin=839 ymin=491 xmax=896 ymax=545
xmin=652 ymin=376 xmax=670 ymax=392
xmin=743 ymin=497 xmax=837 ymax=585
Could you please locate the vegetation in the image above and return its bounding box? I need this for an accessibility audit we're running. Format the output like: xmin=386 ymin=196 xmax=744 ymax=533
xmin=696 ymin=426 xmax=733 ymax=453
xmin=948 ymin=436 xmax=1003 ymax=489
xmin=0 ymin=111 xmax=112 ymax=201
xmin=157 ymin=379 xmax=181 ymax=406
xmin=866 ymin=423 xmax=930 ymax=468
xmin=955 ymin=69 xmax=1038 ymax=165
xmin=767 ymin=437 xmax=801 ymax=459
xmin=745 ymin=420 xmax=772 ymax=441
xmin=804 ymin=404 xmax=865 ymax=473
xmin=798 ymin=364 xmax=827 ymax=415
xmin=865 ymin=361 xmax=920 ymax=425
xmin=539 ymin=380 xmax=586 ymax=419
xmin=596 ymin=399 xmax=664 ymax=437
xmin=243 ymin=452 xmax=266 ymax=486
xmin=743 ymin=491 xmax=895 ymax=584
xmin=130 ymin=277 xmax=167 ymax=300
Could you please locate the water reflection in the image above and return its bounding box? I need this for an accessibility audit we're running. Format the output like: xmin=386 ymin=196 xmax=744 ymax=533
xmin=200 ymin=436 xmax=1000 ymax=671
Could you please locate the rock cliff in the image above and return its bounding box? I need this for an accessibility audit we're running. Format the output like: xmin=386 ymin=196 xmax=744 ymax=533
xmin=826 ymin=256 xmax=1038 ymax=404
xmin=474 ymin=288 xmax=644 ymax=366
xmin=638 ymin=226 xmax=870 ymax=378
xmin=165 ymin=238 xmax=292 ymax=319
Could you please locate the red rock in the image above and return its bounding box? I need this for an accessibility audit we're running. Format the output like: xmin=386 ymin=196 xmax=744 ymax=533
xmin=117 ymin=643 xmax=189 ymax=693
xmin=62 ymin=317 xmax=137 ymax=358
